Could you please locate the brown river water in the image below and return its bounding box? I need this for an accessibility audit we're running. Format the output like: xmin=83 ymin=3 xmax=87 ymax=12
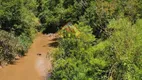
xmin=0 ymin=33 xmax=55 ymax=80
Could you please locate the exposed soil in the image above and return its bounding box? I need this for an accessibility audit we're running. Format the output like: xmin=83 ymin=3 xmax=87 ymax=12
xmin=0 ymin=33 xmax=56 ymax=80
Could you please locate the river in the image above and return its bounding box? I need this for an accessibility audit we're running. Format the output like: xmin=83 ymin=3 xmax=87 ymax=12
xmin=0 ymin=33 xmax=55 ymax=80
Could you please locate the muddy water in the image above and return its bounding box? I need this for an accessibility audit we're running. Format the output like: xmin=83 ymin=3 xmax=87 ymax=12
xmin=0 ymin=33 xmax=55 ymax=80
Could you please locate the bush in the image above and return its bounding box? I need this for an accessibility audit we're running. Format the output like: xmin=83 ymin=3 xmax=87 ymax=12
xmin=106 ymin=18 xmax=142 ymax=80
xmin=0 ymin=30 xmax=33 ymax=65
xmin=17 ymin=33 xmax=33 ymax=55
xmin=0 ymin=0 xmax=38 ymax=64
xmin=50 ymin=23 xmax=97 ymax=80
xmin=0 ymin=30 xmax=19 ymax=63
xmin=50 ymin=19 xmax=142 ymax=80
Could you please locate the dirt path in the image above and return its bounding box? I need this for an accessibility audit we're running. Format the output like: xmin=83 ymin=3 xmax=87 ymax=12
xmin=0 ymin=33 xmax=55 ymax=80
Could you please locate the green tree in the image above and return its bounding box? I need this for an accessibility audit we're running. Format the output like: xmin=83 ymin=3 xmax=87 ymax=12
xmin=50 ymin=23 xmax=97 ymax=80
xmin=0 ymin=0 xmax=39 ymax=64
xmin=106 ymin=18 xmax=142 ymax=80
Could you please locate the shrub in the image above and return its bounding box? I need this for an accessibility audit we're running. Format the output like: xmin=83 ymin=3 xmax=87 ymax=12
xmin=50 ymin=19 xmax=142 ymax=80
xmin=50 ymin=23 xmax=97 ymax=79
xmin=0 ymin=30 xmax=19 ymax=63
xmin=0 ymin=0 xmax=39 ymax=65
xmin=106 ymin=18 xmax=142 ymax=80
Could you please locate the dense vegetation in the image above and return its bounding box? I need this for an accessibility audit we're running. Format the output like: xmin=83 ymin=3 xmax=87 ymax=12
xmin=0 ymin=0 xmax=142 ymax=80
xmin=0 ymin=0 xmax=39 ymax=64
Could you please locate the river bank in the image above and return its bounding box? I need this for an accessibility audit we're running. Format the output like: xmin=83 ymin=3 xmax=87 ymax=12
xmin=0 ymin=33 xmax=56 ymax=80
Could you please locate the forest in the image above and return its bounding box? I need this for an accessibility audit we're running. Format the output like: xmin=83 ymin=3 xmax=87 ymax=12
xmin=0 ymin=0 xmax=142 ymax=80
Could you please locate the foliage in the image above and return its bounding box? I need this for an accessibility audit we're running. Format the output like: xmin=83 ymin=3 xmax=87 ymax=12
xmin=50 ymin=19 xmax=142 ymax=80
xmin=0 ymin=30 xmax=23 ymax=63
xmin=0 ymin=0 xmax=142 ymax=79
xmin=50 ymin=23 xmax=98 ymax=79
xmin=106 ymin=18 xmax=142 ymax=80
xmin=37 ymin=0 xmax=142 ymax=37
xmin=98 ymin=18 xmax=142 ymax=80
xmin=0 ymin=0 xmax=39 ymax=64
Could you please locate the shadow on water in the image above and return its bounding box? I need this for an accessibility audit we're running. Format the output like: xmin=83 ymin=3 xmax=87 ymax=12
xmin=42 ymin=25 xmax=58 ymax=34
xmin=50 ymin=37 xmax=60 ymax=41
xmin=42 ymin=20 xmax=67 ymax=34
xmin=10 ymin=55 xmax=27 ymax=65
xmin=48 ymin=42 xmax=59 ymax=48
